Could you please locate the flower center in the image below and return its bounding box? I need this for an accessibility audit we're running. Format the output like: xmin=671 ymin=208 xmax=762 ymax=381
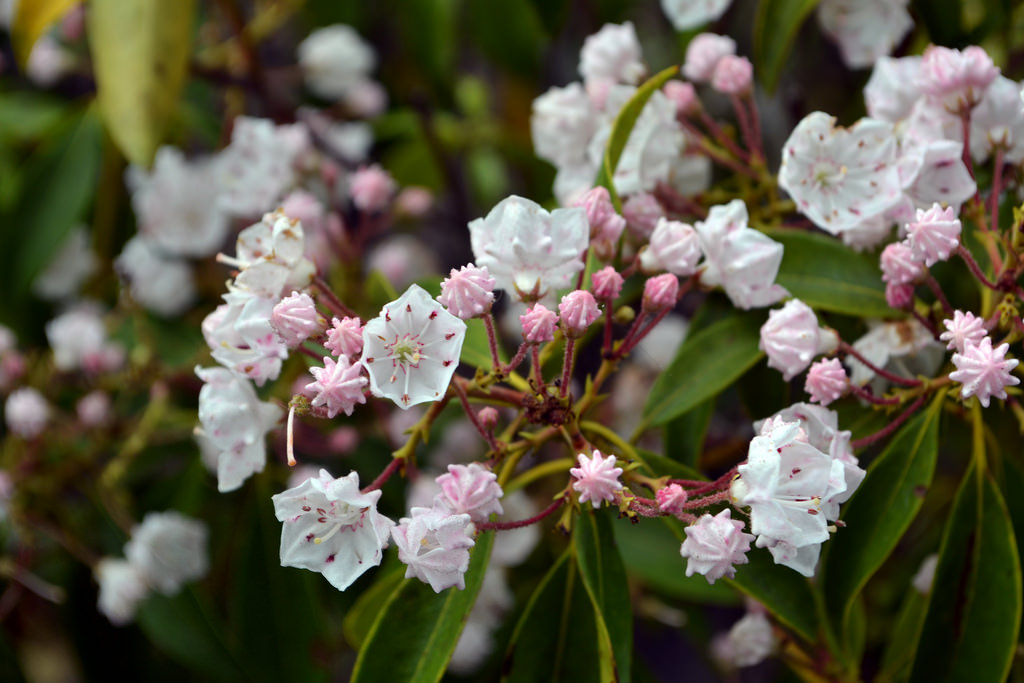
xmin=389 ymin=337 xmax=422 ymax=365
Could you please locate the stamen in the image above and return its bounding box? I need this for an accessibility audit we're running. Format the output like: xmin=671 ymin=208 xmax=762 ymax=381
xmin=287 ymin=404 xmax=297 ymax=467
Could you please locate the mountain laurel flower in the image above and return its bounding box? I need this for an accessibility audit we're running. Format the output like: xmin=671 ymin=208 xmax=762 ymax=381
xmin=115 ymin=236 xmax=196 ymax=317
xmin=864 ymin=55 xmax=924 ymax=122
xmin=349 ymin=165 xmax=396 ymax=213
xmin=920 ymin=44 xmax=999 ymax=112
xmin=656 ymin=483 xmax=688 ymax=514
xmin=880 ymin=241 xmax=924 ymax=285
xmin=805 ymin=358 xmax=848 ymax=406
xmin=574 ymin=186 xmax=626 ymax=257
xmin=217 ymin=118 xmax=311 ymax=217
xmin=940 ymin=310 xmax=986 ymax=352
xmin=203 ymin=290 xmax=289 ymax=386
xmin=643 ymin=273 xmax=680 ymax=312
xmin=695 ymin=200 xmax=788 ymax=309
xmin=639 ymin=218 xmax=702 ymax=276
xmin=469 ymin=195 xmax=589 ymax=301
xmin=663 ymin=80 xmax=699 ymax=115
xmin=759 ymin=299 xmax=840 ymax=381
xmin=723 ymin=612 xmax=777 ymax=668
xmin=436 ymin=463 xmax=504 ymax=523
xmin=271 ymin=291 xmax=325 ymax=348
xmin=438 ymin=264 xmax=496 ymax=319
xmin=325 ymin=316 xmax=364 ymax=357
xmin=4 ymin=387 xmax=50 ymax=439
xmin=905 ymin=203 xmax=961 ymax=267
xmin=306 ymin=356 xmax=368 ymax=418
xmin=297 ymin=24 xmax=376 ymax=101
xmin=816 ymin=0 xmax=914 ymax=70
xmin=393 ymin=505 xmax=476 ymax=592
xmin=361 ymin=284 xmax=467 ymax=409
xmin=95 ymin=559 xmax=150 ymax=626
xmin=886 ymin=282 xmax=915 ymax=309
xmin=571 ymin=450 xmax=624 ymax=508
xmin=520 ymin=303 xmax=558 ymax=343
xmin=683 ymin=33 xmax=737 ymax=82
xmin=532 ymin=84 xmax=599 ymax=169
xmin=621 ymin=192 xmax=663 ymax=239
xmin=273 ymin=470 xmax=395 ymax=591
xmin=196 ymin=366 xmax=283 ymax=492
xmin=711 ymin=55 xmax=753 ymax=95
xmin=680 ymin=509 xmax=755 ymax=584
xmin=579 ymin=21 xmax=645 ymax=86
xmin=124 ymin=512 xmax=208 ymax=595
xmin=592 ymin=266 xmax=624 ymax=301
xmin=949 ymin=337 xmax=1020 ymax=407
xmin=226 ymin=210 xmax=316 ymax=299
xmin=559 ymin=290 xmax=601 ymax=338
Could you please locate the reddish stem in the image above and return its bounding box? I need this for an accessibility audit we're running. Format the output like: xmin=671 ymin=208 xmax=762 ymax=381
xmin=559 ymin=337 xmax=577 ymax=399
xmin=362 ymin=457 xmax=404 ymax=493
xmin=483 ymin=314 xmax=502 ymax=370
xmin=850 ymin=394 xmax=927 ymax=450
xmin=848 ymin=383 xmax=901 ymax=406
xmin=957 ymin=245 xmax=1000 ymax=290
xmin=451 ymin=377 xmax=499 ymax=452
xmin=839 ymin=341 xmax=922 ymax=387
xmin=314 ymin=275 xmax=356 ymax=318
xmin=476 ymin=497 xmax=565 ymax=531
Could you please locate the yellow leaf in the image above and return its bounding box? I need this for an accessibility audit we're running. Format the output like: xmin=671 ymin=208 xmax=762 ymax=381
xmin=87 ymin=0 xmax=197 ymax=166
xmin=11 ymin=0 xmax=79 ymax=66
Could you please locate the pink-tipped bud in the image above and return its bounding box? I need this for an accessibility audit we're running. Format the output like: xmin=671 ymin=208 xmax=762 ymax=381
xmin=520 ymin=303 xmax=558 ymax=343
xmin=325 ymin=316 xmax=364 ymax=357
xmin=663 ymin=80 xmax=699 ymax=116
xmin=622 ymin=192 xmax=663 ymax=239
xmin=886 ymin=282 xmax=915 ymax=309
xmin=477 ymin=406 xmax=499 ymax=430
xmin=643 ymin=274 xmax=679 ymax=312
xmin=905 ymin=203 xmax=961 ymax=267
xmin=683 ymin=33 xmax=736 ymax=82
xmin=77 ymin=390 xmax=111 ymax=428
xmin=804 ymin=358 xmax=848 ymax=406
xmin=640 ymin=218 xmax=701 ymax=276
xmin=920 ymin=44 xmax=998 ymax=111
xmin=350 ymin=164 xmax=396 ymax=213
xmin=271 ymin=291 xmax=326 ymax=348
xmin=346 ymin=80 xmax=388 ymax=117
xmin=438 ymin=264 xmax=496 ymax=319
xmin=559 ymin=290 xmax=601 ymax=338
xmin=280 ymin=190 xmax=325 ymax=232
xmin=395 ymin=187 xmax=434 ymax=217
xmin=592 ymin=266 xmax=624 ymax=301
xmin=880 ymin=242 xmax=923 ymax=285
xmin=657 ymin=484 xmax=688 ymax=514
xmin=436 ymin=463 xmax=504 ymax=523
xmin=711 ymin=55 xmax=753 ymax=95
xmin=575 ymin=186 xmax=626 ymax=244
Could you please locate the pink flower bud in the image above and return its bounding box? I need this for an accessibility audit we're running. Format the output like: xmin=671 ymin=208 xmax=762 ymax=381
xmin=804 ymin=358 xmax=848 ymax=406
xmin=885 ymin=282 xmax=915 ymax=309
xmin=940 ymin=310 xmax=986 ymax=352
xmin=680 ymin=509 xmax=753 ymax=584
xmin=683 ymin=33 xmax=737 ymax=82
xmin=346 ymin=80 xmax=388 ymax=117
xmin=477 ymin=406 xmax=499 ymax=429
xmin=657 ymin=484 xmax=688 ymax=514
xmin=305 ymin=356 xmax=368 ymax=418
xmin=438 ymin=264 xmax=496 ymax=319
xmin=559 ymin=290 xmax=601 ymax=338
xmin=950 ymin=336 xmax=1020 ymax=407
xmin=592 ymin=266 xmax=624 ymax=301
xmin=622 ymin=192 xmax=663 ymax=239
xmin=5 ymin=387 xmax=50 ymax=439
xmin=325 ymin=316 xmax=364 ymax=357
xmin=639 ymin=217 xmax=701 ymax=276
xmin=711 ymin=55 xmax=753 ymax=95
xmin=574 ymin=186 xmax=626 ymax=244
xmin=643 ymin=274 xmax=679 ymax=312
xmin=905 ymin=203 xmax=961 ymax=267
xmin=395 ymin=187 xmax=434 ymax=217
xmin=350 ymin=164 xmax=396 ymax=213
xmin=77 ymin=390 xmax=111 ymax=427
xmin=280 ymin=190 xmax=325 ymax=232
xmin=571 ymin=450 xmax=623 ymax=508
xmin=663 ymin=80 xmax=699 ymax=116
xmin=436 ymin=463 xmax=504 ymax=523
xmin=880 ymin=242 xmax=923 ymax=285
xmin=271 ymin=291 xmax=326 ymax=348
xmin=520 ymin=304 xmax=558 ymax=343
xmin=920 ymin=45 xmax=999 ymax=111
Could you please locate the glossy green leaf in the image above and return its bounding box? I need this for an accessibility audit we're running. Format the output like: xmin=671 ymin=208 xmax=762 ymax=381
xmin=662 ymin=398 xmax=714 ymax=469
xmin=752 ymin=0 xmax=821 ymax=93
xmin=909 ymin=467 xmax=1022 ymax=682
xmin=877 ymin=587 xmax=929 ymax=682
xmin=729 ymin=548 xmax=819 ymax=644
xmin=502 ymin=551 xmax=604 ymax=683
xmin=575 ymin=510 xmax=633 ymax=683
xmin=0 ymin=92 xmax=68 ymax=142
xmin=351 ymin=531 xmax=495 ymax=683
xmin=766 ymin=229 xmax=891 ymax=317
xmin=12 ymin=111 xmax=103 ymax=294
xmin=11 ymin=0 xmax=78 ymax=65
xmin=642 ymin=312 xmax=764 ymax=427
xmin=88 ymin=0 xmax=197 ymax=165
xmin=342 ymin=564 xmax=407 ymax=649
xmin=593 ymin=65 xmax=680 ymax=209
xmin=636 ymin=449 xmax=705 ymax=481
xmin=823 ymin=396 xmax=941 ymax=648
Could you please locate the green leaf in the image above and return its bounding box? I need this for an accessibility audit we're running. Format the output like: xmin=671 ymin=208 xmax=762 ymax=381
xmin=342 ymin=564 xmax=407 ymax=649
xmin=822 ymin=395 xmax=941 ymax=650
xmin=909 ymin=466 xmax=1022 ymax=682
xmin=462 ymin=317 xmax=506 ymax=369
xmin=877 ymin=586 xmax=929 ymax=682
xmin=11 ymin=111 xmax=103 ymax=294
xmin=752 ymin=0 xmax=821 ymax=94
xmin=662 ymin=398 xmax=714 ymax=470
xmin=729 ymin=548 xmax=819 ymax=644
xmin=502 ymin=551 xmax=604 ymax=683
xmin=575 ymin=510 xmax=633 ymax=683
xmin=593 ymin=65 xmax=680 ymax=209
xmin=0 ymin=92 xmax=68 ymax=142
xmin=911 ymin=0 xmax=966 ymax=46
xmin=351 ymin=531 xmax=495 ymax=683
xmin=766 ymin=229 xmax=892 ymax=317
xmin=88 ymin=0 xmax=197 ymax=165
xmin=137 ymin=589 xmax=244 ymax=681
xmin=642 ymin=312 xmax=764 ymax=427
xmin=11 ymin=0 xmax=79 ymax=65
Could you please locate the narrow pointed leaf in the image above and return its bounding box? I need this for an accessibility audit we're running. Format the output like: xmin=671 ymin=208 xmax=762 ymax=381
xmin=728 ymin=548 xmax=819 ymax=644
xmin=752 ymin=0 xmax=821 ymax=93
xmin=11 ymin=0 xmax=78 ymax=65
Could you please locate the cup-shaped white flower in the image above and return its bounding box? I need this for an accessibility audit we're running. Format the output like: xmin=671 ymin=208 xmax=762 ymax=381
xmin=124 ymin=511 xmax=209 ymax=595
xmin=272 ymin=469 xmax=395 ymax=591
xmin=95 ymin=558 xmax=149 ymax=626
xmin=361 ymin=284 xmax=467 ymax=409
xmin=680 ymin=509 xmax=754 ymax=584
xmin=393 ymin=504 xmax=476 ymax=592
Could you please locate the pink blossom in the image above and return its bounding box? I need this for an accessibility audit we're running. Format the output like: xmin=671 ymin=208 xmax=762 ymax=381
xmin=271 ymin=291 xmax=325 ymax=347
xmin=622 ymin=192 xmax=663 ymax=239
xmin=5 ymin=387 xmax=50 ymax=439
xmin=640 ymin=218 xmax=701 ymax=276
xmin=77 ymin=391 xmax=112 ymax=427
xmin=574 ymin=186 xmax=626 ymax=255
xmin=663 ymin=80 xmax=699 ymax=115
xmin=520 ymin=304 xmax=558 ymax=343
xmin=393 ymin=505 xmax=476 ymax=592
xmin=592 ymin=266 xmax=624 ymax=300
xmin=905 ymin=203 xmax=961 ymax=267
xmin=920 ymin=44 xmax=999 ymax=112
xmin=680 ymin=509 xmax=754 ymax=584
xmin=949 ymin=337 xmax=1020 ymax=407
xmin=395 ymin=187 xmax=434 ymax=217
xmin=438 ymin=264 xmax=496 ymax=319
xmin=532 ymin=84 xmax=599 ymax=170
xmin=306 ymin=356 xmax=368 ymax=418
xmin=804 ymin=358 xmax=848 ymax=406
xmin=940 ymin=310 xmax=986 ymax=352
xmin=643 ymin=274 xmax=679 ymax=312
xmin=886 ymin=282 xmax=915 ymax=309
xmin=436 ymin=463 xmax=504 ymax=523
xmin=683 ymin=33 xmax=736 ymax=82
xmin=325 ymin=316 xmax=364 ymax=357
xmin=579 ymin=22 xmax=645 ymax=86
xmin=570 ymin=450 xmax=623 ymax=508
xmin=710 ymin=55 xmax=752 ymax=95
xmin=656 ymin=483 xmax=688 ymax=514
xmin=662 ymin=0 xmax=733 ymax=32
xmin=759 ymin=299 xmax=839 ymax=381
xmin=880 ymin=241 xmax=923 ymax=285
xmin=477 ymin=407 xmax=499 ymax=429
xmin=349 ymin=165 xmax=396 ymax=213
xmin=559 ymin=290 xmax=601 ymax=337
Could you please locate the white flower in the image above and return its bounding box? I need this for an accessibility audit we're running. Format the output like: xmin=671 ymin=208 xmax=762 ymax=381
xmin=273 ymin=470 xmax=395 ymax=591
xmin=724 ymin=612 xmax=776 ymax=667
xmin=217 ymin=117 xmax=311 ymax=217
xmin=578 ymin=22 xmax=645 ymax=86
xmin=531 ymin=83 xmax=599 ymax=169
xmin=196 ymin=366 xmax=283 ymax=492
xmin=778 ymin=112 xmax=903 ymax=234
xmin=759 ymin=299 xmax=839 ymax=381
xmin=298 ymin=25 xmax=376 ymax=101
xmin=45 ymin=306 xmax=124 ymax=373
xmin=127 ymin=147 xmax=231 ymax=258
xmin=95 ymin=558 xmax=149 ymax=626
xmin=227 ymin=210 xmax=316 ymax=299
xmin=661 ymin=0 xmax=733 ymax=32
xmin=115 ymin=236 xmax=196 ymax=316
xmin=864 ymin=56 xmax=923 ymax=122
xmin=694 ymin=199 xmax=788 ymax=309
xmin=4 ymin=387 xmax=50 ymax=439
xmin=640 ymin=218 xmax=702 ymax=276
xmin=816 ymin=0 xmax=913 ymax=69
xmin=680 ymin=509 xmax=754 ymax=583
xmin=393 ymin=504 xmax=476 ymax=592
xmin=469 ymin=195 xmax=589 ymax=301
xmin=844 ymin=319 xmax=944 ymax=388
xmin=202 ymin=290 xmax=289 ymax=386
xmin=970 ymin=75 xmax=1024 ymax=163
xmin=124 ymin=511 xmax=208 ymax=595
xmin=33 ymin=226 xmax=97 ymax=301
xmin=360 ymin=284 xmax=467 ymax=409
